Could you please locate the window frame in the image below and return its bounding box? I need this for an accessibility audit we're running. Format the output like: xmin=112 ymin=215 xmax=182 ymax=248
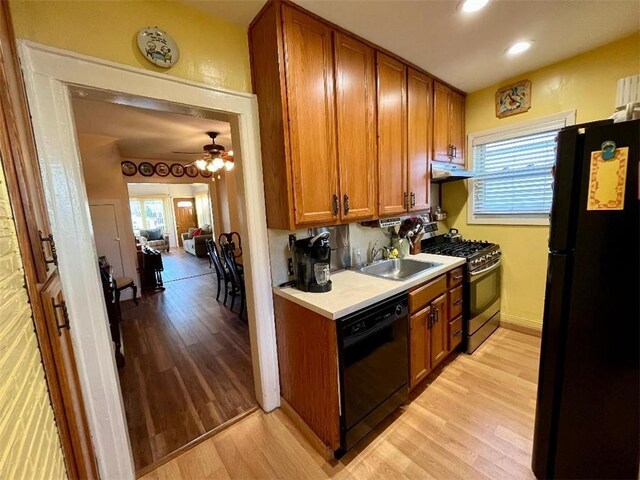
xmin=467 ymin=110 xmax=576 ymax=226
xmin=128 ymin=196 xmax=168 ymax=234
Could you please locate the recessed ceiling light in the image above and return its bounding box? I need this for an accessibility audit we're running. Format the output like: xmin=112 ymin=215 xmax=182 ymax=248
xmin=506 ymin=41 xmax=532 ymax=55
xmin=461 ymin=0 xmax=489 ymax=13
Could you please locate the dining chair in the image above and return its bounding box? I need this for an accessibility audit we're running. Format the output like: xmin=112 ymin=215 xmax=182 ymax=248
xmin=220 ymin=241 xmax=246 ymax=318
xmin=206 ymin=239 xmax=231 ymax=305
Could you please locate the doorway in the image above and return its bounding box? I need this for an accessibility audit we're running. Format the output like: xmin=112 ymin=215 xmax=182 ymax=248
xmin=20 ymin=42 xmax=279 ymax=479
xmin=173 ymin=197 xmax=197 ymax=246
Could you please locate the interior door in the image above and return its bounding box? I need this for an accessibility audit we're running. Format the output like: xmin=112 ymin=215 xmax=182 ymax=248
xmin=282 ymin=5 xmax=338 ymax=226
xmin=376 ymin=52 xmax=407 ymax=216
xmin=41 ymin=275 xmax=99 ymax=479
xmin=433 ymin=82 xmax=451 ymax=162
xmin=173 ymin=197 xmax=197 ymax=246
xmin=334 ymin=32 xmax=377 ymax=221
xmin=90 ymin=204 xmax=124 ymax=277
xmin=0 ymin=3 xmax=98 ymax=477
xmin=407 ymin=68 xmax=432 ymax=212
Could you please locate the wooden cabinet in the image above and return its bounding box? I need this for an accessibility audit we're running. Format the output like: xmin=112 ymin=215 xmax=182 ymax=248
xmin=250 ymin=1 xmax=465 ymax=227
xmin=408 ymin=268 xmax=465 ymax=390
xmin=409 ymin=306 xmax=430 ymax=387
xmin=430 ymin=293 xmax=448 ymax=368
xmin=376 ymin=52 xmax=407 ymax=216
xmin=282 ymin=5 xmax=338 ymax=225
xmin=334 ymin=32 xmax=377 ymax=220
xmin=433 ymin=81 xmax=465 ymax=165
xmin=407 ymin=68 xmax=432 ymax=212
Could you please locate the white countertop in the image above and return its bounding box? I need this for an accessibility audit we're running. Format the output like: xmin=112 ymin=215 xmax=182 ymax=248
xmin=273 ymin=253 xmax=466 ymax=320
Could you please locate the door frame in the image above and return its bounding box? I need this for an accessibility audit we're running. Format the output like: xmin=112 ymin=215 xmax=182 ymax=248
xmin=172 ymin=196 xmax=197 ymax=247
xmin=18 ymin=41 xmax=280 ymax=479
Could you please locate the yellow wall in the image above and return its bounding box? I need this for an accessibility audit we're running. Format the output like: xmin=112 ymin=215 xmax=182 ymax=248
xmin=9 ymin=0 xmax=252 ymax=93
xmin=443 ymin=33 xmax=640 ymax=330
xmin=0 ymin=161 xmax=66 ymax=478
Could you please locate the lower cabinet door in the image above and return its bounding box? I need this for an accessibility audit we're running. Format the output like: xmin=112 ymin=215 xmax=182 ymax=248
xmin=409 ymin=306 xmax=430 ymax=389
xmin=430 ymin=293 xmax=448 ymax=368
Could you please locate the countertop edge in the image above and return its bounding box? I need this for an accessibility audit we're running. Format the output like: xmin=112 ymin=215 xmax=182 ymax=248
xmin=272 ymin=256 xmax=466 ymax=320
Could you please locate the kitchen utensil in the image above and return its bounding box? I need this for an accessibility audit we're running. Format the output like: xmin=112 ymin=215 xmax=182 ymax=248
xmin=444 ymin=228 xmax=462 ymax=243
xmin=433 ymin=206 xmax=447 ymax=221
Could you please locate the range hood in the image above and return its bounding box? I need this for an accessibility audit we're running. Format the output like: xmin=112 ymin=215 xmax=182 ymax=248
xmin=431 ymin=163 xmax=475 ymax=183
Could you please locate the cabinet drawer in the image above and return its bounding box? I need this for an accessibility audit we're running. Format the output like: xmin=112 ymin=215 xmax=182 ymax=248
xmin=409 ymin=274 xmax=447 ymax=312
xmin=448 ymin=315 xmax=463 ymax=351
xmin=448 ymin=285 xmax=463 ymax=319
xmin=448 ymin=267 xmax=464 ymax=288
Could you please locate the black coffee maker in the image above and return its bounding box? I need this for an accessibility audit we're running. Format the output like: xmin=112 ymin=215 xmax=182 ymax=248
xmin=292 ymin=232 xmax=332 ymax=293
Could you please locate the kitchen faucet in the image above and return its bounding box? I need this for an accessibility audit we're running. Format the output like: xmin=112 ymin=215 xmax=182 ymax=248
xmin=369 ymin=240 xmax=389 ymax=264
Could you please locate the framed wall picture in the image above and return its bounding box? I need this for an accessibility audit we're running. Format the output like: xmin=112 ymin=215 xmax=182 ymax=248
xmin=200 ymin=168 xmax=212 ymax=178
xmin=170 ymin=163 xmax=185 ymax=177
xmin=185 ymin=165 xmax=199 ymax=178
xmin=155 ymin=162 xmax=170 ymax=177
xmin=121 ymin=161 xmax=137 ymax=176
xmin=496 ymin=80 xmax=531 ymax=118
xmin=138 ymin=162 xmax=154 ymax=177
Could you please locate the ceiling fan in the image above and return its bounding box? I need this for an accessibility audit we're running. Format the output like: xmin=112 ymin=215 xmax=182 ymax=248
xmin=174 ymin=131 xmax=234 ymax=172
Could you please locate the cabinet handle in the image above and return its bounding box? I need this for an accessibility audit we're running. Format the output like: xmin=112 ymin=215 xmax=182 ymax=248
xmin=343 ymin=194 xmax=350 ymax=215
xmin=427 ymin=311 xmax=432 ymax=329
xmin=454 ymin=299 xmax=463 ymax=306
xmin=452 ymin=145 xmax=457 ymax=158
xmin=453 ymin=330 xmax=462 ymax=337
xmin=52 ymin=299 xmax=70 ymax=335
xmin=410 ymin=192 xmax=416 ymax=208
xmin=453 ymin=274 xmax=463 ymax=281
xmin=447 ymin=144 xmax=452 ymax=157
xmin=435 ymin=308 xmax=439 ymax=324
xmin=403 ymin=192 xmax=409 ymax=210
xmin=38 ymin=230 xmax=58 ymax=270
xmin=332 ymin=194 xmax=339 ymax=216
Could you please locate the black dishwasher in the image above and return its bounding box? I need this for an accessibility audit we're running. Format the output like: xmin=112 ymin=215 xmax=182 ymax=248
xmin=337 ymin=292 xmax=408 ymax=455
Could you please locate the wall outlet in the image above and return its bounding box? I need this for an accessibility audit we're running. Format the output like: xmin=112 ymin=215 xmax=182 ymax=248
xmin=287 ymin=257 xmax=294 ymax=277
xmin=288 ymin=234 xmax=296 ymax=249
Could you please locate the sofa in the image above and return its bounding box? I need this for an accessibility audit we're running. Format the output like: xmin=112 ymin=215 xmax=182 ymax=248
xmin=182 ymin=225 xmax=213 ymax=257
xmin=138 ymin=228 xmax=170 ymax=252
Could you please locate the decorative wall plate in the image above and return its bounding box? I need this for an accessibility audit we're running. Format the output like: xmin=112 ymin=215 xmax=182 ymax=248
xmin=496 ymin=79 xmax=531 ymax=118
xmin=155 ymin=162 xmax=170 ymax=177
xmin=200 ymin=169 xmax=212 ymax=178
xmin=121 ymin=161 xmax=137 ymax=176
xmin=170 ymin=163 xmax=185 ymax=177
xmin=185 ymin=165 xmax=199 ymax=177
xmin=138 ymin=162 xmax=154 ymax=177
xmin=137 ymin=27 xmax=180 ymax=68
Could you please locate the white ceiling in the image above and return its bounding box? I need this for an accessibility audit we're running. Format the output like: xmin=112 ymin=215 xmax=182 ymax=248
xmin=186 ymin=0 xmax=640 ymax=92
xmin=71 ymin=97 xmax=232 ymax=162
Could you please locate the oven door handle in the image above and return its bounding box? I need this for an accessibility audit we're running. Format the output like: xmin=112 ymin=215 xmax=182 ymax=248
xmin=468 ymin=259 xmax=501 ymax=278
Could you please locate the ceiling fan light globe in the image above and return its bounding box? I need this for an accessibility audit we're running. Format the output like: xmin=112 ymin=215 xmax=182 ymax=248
xmin=227 ymin=150 xmax=234 ymax=156
xmin=225 ymin=160 xmax=234 ymax=171
xmin=206 ymin=163 xmax=216 ymax=172
xmin=195 ymin=159 xmax=207 ymax=170
xmin=212 ymin=157 xmax=225 ymax=170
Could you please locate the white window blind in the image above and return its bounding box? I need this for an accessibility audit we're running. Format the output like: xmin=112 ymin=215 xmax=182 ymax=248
xmin=473 ymin=130 xmax=558 ymax=215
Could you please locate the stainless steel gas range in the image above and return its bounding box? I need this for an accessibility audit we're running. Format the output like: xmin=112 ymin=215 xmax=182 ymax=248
xmin=421 ymin=232 xmax=501 ymax=353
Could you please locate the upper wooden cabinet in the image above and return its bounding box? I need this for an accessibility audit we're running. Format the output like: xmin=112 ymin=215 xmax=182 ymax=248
xmin=334 ymin=32 xmax=377 ymax=221
xmin=377 ymin=52 xmax=407 ymax=216
xmin=249 ymin=1 xmax=464 ymax=228
xmin=282 ymin=6 xmax=338 ymax=226
xmin=407 ymin=68 xmax=432 ymax=212
xmin=433 ymin=81 xmax=465 ymax=165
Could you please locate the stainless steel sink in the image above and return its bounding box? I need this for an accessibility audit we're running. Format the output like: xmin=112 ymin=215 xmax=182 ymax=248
xmin=357 ymin=258 xmax=443 ymax=281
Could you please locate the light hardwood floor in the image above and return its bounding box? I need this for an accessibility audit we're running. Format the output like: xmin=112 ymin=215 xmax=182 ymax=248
xmin=142 ymin=328 xmax=541 ymax=479
xmin=119 ymin=252 xmax=256 ymax=472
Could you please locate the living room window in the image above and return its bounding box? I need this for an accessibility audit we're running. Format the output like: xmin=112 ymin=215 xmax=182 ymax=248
xmin=129 ymin=197 xmax=167 ymax=234
xmin=468 ymin=111 xmax=575 ymax=225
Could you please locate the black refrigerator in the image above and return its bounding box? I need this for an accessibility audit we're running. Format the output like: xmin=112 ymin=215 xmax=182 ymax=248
xmin=532 ymin=119 xmax=639 ymax=479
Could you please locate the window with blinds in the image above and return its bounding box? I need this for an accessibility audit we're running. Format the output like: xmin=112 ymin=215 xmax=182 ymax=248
xmin=467 ymin=111 xmax=574 ymax=225
xmin=472 ymin=130 xmax=558 ymax=215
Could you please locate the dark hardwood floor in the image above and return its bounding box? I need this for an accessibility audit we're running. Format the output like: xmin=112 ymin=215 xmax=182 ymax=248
xmin=160 ymin=247 xmax=212 ymax=283
xmin=118 ymin=252 xmax=255 ymax=472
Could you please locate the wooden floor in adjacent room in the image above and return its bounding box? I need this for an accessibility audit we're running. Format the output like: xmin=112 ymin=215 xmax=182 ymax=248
xmin=142 ymin=328 xmax=540 ymax=480
xmin=118 ymin=250 xmax=256 ymax=472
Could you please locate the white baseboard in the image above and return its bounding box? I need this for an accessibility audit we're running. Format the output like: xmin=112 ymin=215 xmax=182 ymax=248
xmin=500 ymin=313 xmax=542 ymax=337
